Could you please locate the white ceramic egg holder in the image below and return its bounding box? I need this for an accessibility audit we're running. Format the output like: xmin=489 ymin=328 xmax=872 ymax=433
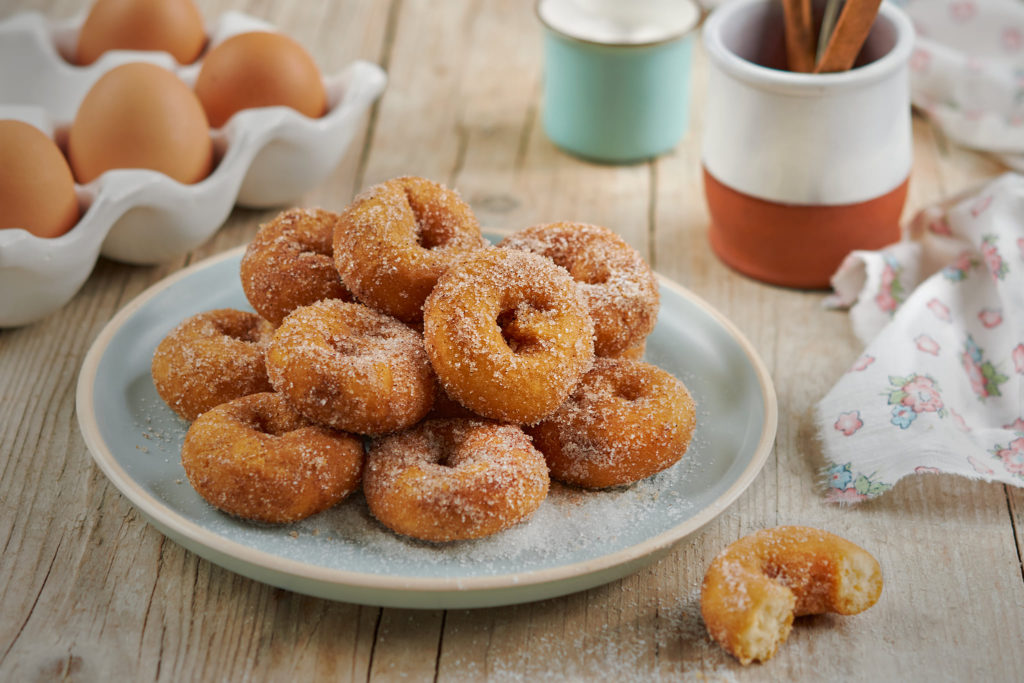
xmin=0 ymin=11 xmax=387 ymax=327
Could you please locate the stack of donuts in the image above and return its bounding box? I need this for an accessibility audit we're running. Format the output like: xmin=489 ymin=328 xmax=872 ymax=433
xmin=151 ymin=175 xmax=697 ymax=541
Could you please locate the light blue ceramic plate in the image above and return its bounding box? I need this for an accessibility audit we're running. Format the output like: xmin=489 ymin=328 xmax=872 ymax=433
xmin=76 ymin=239 xmax=777 ymax=609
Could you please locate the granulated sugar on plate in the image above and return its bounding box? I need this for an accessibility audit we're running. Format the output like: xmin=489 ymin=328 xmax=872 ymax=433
xmin=190 ymin=433 xmax=702 ymax=578
xmin=131 ymin=365 xmax=708 ymax=580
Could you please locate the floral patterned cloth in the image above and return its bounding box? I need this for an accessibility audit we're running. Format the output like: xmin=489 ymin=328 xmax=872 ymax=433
xmin=818 ymin=173 xmax=1024 ymax=502
xmin=902 ymin=0 xmax=1024 ymax=169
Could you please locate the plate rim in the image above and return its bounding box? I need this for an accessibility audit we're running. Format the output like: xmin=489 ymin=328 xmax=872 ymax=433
xmin=76 ymin=243 xmax=777 ymax=598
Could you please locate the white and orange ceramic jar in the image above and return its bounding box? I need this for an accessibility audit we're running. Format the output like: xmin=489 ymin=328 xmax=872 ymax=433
xmin=702 ymin=0 xmax=915 ymax=288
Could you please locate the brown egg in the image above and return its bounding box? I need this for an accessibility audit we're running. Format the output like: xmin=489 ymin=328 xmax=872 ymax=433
xmin=194 ymin=31 xmax=327 ymax=129
xmin=0 ymin=120 xmax=79 ymax=239
xmin=76 ymin=0 xmax=206 ymax=66
xmin=68 ymin=63 xmax=213 ymax=184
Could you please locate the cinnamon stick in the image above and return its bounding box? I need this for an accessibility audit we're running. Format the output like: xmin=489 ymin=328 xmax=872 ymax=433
xmin=814 ymin=0 xmax=884 ymax=73
xmin=782 ymin=0 xmax=815 ymax=73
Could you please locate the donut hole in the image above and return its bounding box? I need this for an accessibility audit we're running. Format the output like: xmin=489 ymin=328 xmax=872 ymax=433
xmin=420 ymin=433 xmax=462 ymax=468
xmin=213 ymin=317 xmax=264 ymax=344
xmin=241 ymin=408 xmax=296 ymax=437
xmin=431 ymin=430 xmax=489 ymax=468
xmin=613 ymin=379 xmax=645 ymax=402
xmin=298 ymin=242 xmax=333 ymax=259
xmin=435 ymin=449 xmax=460 ymax=468
xmin=569 ymin=260 xmax=612 ymax=285
xmin=497 ymin=307 xmax=543 ymax=354
xmin=415 ymin=222 xmax=449 ymax=250
xmin=405 ymin=187 xmax=457 ymax=250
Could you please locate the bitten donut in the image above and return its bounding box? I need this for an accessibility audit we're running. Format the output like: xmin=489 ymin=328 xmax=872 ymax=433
xmin=265 ymin=299 xmax=434 ymax=435
xmin=499 ymin=222 xmax=659 ymax=357
xmin=240 ymin=208 xmax=352 ymax=325
xmin=333 ymin=176 xmax=487 ymax=322
xmin=423 ymin=248 xmax=595 ymax=425
xmin=151 ymin=308 xmax=275 ymax=421
xmin=182 ymin=393 xmax=364 ymax=523
xmin=701 ymin=526 xmax=884 ymax=665
xmin=528 ymin=357 xmax=695 ymax=488
xmin=363 ymin=418 xmax=550 ymax=542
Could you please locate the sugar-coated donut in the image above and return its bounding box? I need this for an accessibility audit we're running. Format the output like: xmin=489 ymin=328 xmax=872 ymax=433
xmin=152 ymin=308 xmax=275 ymax=421
xmin=426 ymin=382 xmax=479 ymax=420
xmin=499 ymin=223 xmax=659 ymax=357
xmin=701 ymin=526 xmax=884 ymax=665
xmin=363 ymin=418 xmax=550 ymax=542
xmin=615 ymin=340 xmax=646 ymax=361
xmin=240 ymin=208 xmax=352 ymax=325
xmin=181 ymin=393 xmax=364 ymax=523
xmin=423 ymin=248 xmax=595 ymax=425
xmin=265 ymin=299 xmax=435 ymax=435
xmin=528 ymin=357 xmax=695 ymax=488
xmin=333 ymin=176 xmax=487 ymax=323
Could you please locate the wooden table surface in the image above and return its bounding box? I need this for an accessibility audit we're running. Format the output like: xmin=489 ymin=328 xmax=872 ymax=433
xmin=3 ymin=1 xmax=1023 ymax=680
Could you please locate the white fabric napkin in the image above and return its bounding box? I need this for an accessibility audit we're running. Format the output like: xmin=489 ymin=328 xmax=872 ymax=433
xmin=904 ymin=0 xmax=1024 ymax=168
xmin=817 ymin=172 xmax=1024 ymax=502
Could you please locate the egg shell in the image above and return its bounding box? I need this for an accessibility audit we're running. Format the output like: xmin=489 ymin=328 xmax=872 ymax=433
xmin=0 ymin=10 xmax=387 ymax=327
xmin=0 ymin=119 xmax=79 ymax=239
xmin=194 ymin=31 xmax=327 ymax=128
xmin=76 ymin=0 xmax=206 ymax=66
xmin=68 ymin=62 xmax=213 ymax=185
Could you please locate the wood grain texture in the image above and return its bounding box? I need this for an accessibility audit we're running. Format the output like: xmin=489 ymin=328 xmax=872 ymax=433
xmin=1 ymin=0 xmax=1022 ymax=681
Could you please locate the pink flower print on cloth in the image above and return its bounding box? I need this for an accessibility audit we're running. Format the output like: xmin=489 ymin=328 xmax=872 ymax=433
xmin=851 ymin=355 xmax=875 ymax=372
xmin=978 ymin=308 xmax=1003 ymax=328
xmin=834 ymin=411 xmax=863 ymax=436
xmin=824 ymin=463 xmax=892 ymax=503
xmin=910 ymin=47 xmax=931 ymax=73
xmin=817 ymin=174 xmax=1024 ymax=503
xmin=992 ymin=437 xmax=1024 ymax=477
xmin=1004 ymin=417 xmax=1024 ymax=432
xmin=887 ymin=374 xmax=947 ymax=428
xmin=928 ymin=214 xmax=953 ymax=237
xmin=927 ymin=298 xmax=952 ymax=321
xmin=962 ymin=335 xmax=1009 ymax=399
xmin=875 ymin=256 xmax=905 ymax=314
xmin=970 ymin=194 xmax=993 ymax=218
xmin=1013 ymin=343 xmax=1024 ymax=373
xmin=915 ymin=334 xmax=940 ymax=355
xmin=942 ymin=250 xmax=976 ymax=281
xmin=949 ymin=1 xmax=977 ymax=23
xmin=950 ymin=408 xmax=971 ymax=432
xmin=969 ymin=455 xmax=995 ymax=475
xmin=981 ymin=236 xmax=1009 ymax=280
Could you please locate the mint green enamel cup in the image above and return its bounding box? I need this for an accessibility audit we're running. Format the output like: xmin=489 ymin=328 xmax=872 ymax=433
xmin=538 ymin=0 xmax=700 ymax=163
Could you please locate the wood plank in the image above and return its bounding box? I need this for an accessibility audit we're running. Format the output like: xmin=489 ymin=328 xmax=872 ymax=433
xmin=368 ymin=609 xmax=444 ymax=682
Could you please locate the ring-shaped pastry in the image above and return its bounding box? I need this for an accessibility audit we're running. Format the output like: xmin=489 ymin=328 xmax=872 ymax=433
xmin=363 ymin=418 xmax=550 ymax=541
xmin=151 ymin=308 xmax=275 ymax=421
xmin=265 ymin=299 xmax=435 ymax=435
xmin=182 ymin=393 xmax=364 ymax=523
xmin=500 ymin=222 xmax=659 ymax=357
xmin=701 ymin=526 xmax=884 ymax=665
xmin=423 ymin=248 xmax=595 ymax=425
xmin=241 ymin=208 xmax=352 ymax=325
xmin=333 ymin=176 xmax=487 ymax=323
xmin=528 ymin=357 xmax=695 ymax=488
